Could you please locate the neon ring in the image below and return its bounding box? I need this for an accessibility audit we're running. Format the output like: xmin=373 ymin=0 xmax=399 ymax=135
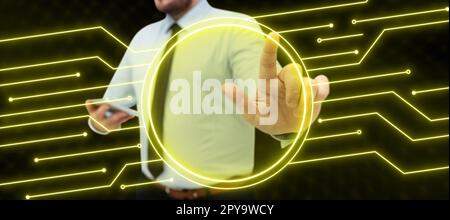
xmin=141 ymin=17 xmax=314 ymax=190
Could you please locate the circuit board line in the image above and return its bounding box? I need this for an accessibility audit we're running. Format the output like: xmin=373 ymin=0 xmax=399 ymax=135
xmin=412 ymin=86 xmax=449 ymax=95
xmin=0 ymin=72 xmax=80 ymax=87
xmin=0 ymin=56 xmax=151 ymax=73
xmin=34 ymin=144 xmax=141 ymax=163
xmin=352 ymin=6 xmax=449 ymax=24
xmin=25 ymin=159 xmax=163 ymax=199
xmin=289 ymin=151 xmax=449 ymax=175
xmin=316 ymin=91 xmax=449 ymax=122
xmin=0 ymin=97 xmax=131 ymax=119
xmin=278 ymin=23 xmax=334 ymax=34
xmin=313 ymin=69 xmax=410 ymax=86
xmin=0 ymin=168 xmax=106 ymax=187
xmin=303 ymin=50 xmax=359 ymax=61
xmin=308 ymin=20 xmax=449 ymax=72
xmin=253 ymin=0 xmax=368 ymax=19
xmin=318 ymin=112 xmax=449 ymax=141
xmin=9 ymin=81 xmax=143 ymax=102
xmin=0 ymin=132 xmax=88 ymax=149
xmin=305 ymin=130 xmax=362 ymax=141
xmin=0 ymin=115 xmax=89 ymax=130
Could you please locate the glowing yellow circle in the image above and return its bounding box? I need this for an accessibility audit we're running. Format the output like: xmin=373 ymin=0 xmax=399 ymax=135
xmin=141 ymin=17 xmax=314 ymax=190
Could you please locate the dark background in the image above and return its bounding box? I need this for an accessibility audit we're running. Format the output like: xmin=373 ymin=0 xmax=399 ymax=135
xmin=0 ymin=0 xmax=448 ymax=200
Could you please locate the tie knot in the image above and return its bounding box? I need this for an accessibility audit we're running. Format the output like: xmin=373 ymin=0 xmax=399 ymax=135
xmin=170 ymin=23 xmax=182 ymax=36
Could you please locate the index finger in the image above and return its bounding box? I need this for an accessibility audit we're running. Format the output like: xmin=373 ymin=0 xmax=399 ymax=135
xmin=260 ymin=32 xmax=280 ymax=79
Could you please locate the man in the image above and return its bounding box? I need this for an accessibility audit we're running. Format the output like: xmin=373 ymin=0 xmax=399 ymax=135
xmin=85 ymin=0 xmax=330 ymax=199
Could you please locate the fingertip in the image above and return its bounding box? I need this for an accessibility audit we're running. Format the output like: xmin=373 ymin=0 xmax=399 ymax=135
xmin=266 ymin=33 xmax=280 ymax=51
xmin=314 ymin=75 xmax=330 ymax=101
xmin=315 ymin=75 xmax=329 ymax=84
xmin=268 ymin=32 xmax=280 ymax=43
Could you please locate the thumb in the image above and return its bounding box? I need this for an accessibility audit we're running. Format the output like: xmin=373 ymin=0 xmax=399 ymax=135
xmin=312 ymin=75 xmax=330 ymax=121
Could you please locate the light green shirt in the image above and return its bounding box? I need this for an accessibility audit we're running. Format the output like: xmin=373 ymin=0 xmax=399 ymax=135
xmin=95 ymin=0 xmax=286 ymax=189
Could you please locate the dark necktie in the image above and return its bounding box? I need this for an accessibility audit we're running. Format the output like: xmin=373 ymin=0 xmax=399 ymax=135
xmin=147 ymin=24 xmax=182 ymax=178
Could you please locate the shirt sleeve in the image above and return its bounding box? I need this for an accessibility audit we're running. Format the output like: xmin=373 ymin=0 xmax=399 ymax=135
xmin=272 ymin=133 xmax=297 ymax=149
xmin=227 ymin=18 xmax=264 ymax=95
xmin=87 ymin=47 xmax=136 ymax=134
xmin=102 ymin=49 xmax=137 ymax=108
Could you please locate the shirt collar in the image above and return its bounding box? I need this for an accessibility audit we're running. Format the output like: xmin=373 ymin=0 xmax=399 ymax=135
xmin=162 ymin=0 xmax=212 ymax=33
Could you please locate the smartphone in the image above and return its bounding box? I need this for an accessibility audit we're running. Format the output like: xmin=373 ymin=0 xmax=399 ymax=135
xmin=91 ymin=99 xmax=139 ymax=118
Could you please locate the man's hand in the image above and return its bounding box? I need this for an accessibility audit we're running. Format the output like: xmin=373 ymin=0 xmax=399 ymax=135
xmin=223 ymin=32 xmax=330 ymax=135
xmin=85 ymin=100 xmax=135 ymax=133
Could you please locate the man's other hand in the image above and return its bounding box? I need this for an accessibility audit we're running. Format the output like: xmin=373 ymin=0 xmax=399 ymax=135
xmin=85 ymin=100 xmax=135 ymax=134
